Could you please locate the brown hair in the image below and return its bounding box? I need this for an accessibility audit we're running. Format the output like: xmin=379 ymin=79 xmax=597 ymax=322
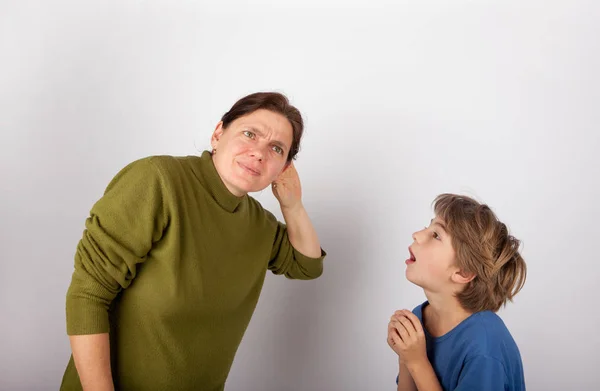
xmin=221 ymin=92 xmax=304 ymax=162
xmin=433 ymin=194 xmax=527 ymax=313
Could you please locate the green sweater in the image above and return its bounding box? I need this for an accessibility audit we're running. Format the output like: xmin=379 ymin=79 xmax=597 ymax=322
xmin=60 ymin=151 xmax=325 ymax=391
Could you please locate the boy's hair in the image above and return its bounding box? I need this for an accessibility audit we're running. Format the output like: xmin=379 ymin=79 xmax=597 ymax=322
xmin=433 ymin=194 xmax=527 ymax=313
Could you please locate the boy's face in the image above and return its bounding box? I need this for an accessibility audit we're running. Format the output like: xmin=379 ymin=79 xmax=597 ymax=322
xmin=406 ymin=217 xmax=461 ymax=294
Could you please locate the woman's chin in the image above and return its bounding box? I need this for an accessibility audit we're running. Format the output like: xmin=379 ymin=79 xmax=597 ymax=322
xmin=230 ymin=176 xmax=270 ymax=194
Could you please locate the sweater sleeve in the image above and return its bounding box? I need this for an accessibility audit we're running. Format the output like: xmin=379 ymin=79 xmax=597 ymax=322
xmin=454 ymin=355 xmax=508 ymax=391
xmin=267 ymin=219 xmax=326 ymax=280
xmin=66 ymin=157 xmax=169 ymax=335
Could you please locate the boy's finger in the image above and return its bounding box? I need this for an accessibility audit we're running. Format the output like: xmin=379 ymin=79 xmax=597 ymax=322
xmin=398 ymin=315 xmax=417 ymax=335
xmin=400 ymin=310 xmax=424 ymax=334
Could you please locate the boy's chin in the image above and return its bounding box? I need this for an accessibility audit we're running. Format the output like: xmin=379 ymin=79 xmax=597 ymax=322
xmin=405 ymin=273 xmax=431 ymax=291
xmin=404 ymin=272 xmax=421 ymax=287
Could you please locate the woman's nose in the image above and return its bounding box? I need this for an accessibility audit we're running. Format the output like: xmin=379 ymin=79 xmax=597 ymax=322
xmin=250 ymin=147 xmax=265 ymax=161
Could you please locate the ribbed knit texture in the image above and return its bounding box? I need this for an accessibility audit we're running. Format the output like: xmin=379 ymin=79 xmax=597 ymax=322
xmin=60 ymin=151 xmax=325 ymax=391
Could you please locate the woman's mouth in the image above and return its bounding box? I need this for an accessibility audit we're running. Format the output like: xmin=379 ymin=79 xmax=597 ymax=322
xmin=238 ymin=162 xmax=261 ymax=176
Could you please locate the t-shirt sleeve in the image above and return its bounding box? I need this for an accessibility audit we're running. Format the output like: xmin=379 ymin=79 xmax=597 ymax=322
xmin=66 ymin=157 xmax=169 ymax=335
xmin=267 ymin=218 xmax=326 ymax=280
xmin=454 ymin=355 xmax=508 ymax=391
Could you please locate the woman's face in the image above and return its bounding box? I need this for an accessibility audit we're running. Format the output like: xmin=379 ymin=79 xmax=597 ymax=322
xmin=211 ymin=109 xmax=293 ymax=196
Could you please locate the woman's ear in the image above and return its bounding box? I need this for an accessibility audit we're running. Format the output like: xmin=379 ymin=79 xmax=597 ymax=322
xmin=211 ymin=122 xmax=224 ymax=150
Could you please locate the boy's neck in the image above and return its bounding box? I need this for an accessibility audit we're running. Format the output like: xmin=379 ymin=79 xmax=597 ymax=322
xmin=422 ymin=291 xmax=473 ymax=338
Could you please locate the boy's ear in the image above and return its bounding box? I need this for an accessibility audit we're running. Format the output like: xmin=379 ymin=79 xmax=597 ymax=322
xmin=452 ymin=269 xmax=476 ymax=285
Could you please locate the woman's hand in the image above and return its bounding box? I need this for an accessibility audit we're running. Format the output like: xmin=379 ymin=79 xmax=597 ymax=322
xmin=272 ymin=163 xmax=302 ymax=210
xmin=272 ymin=162 xmax=322 ymax=259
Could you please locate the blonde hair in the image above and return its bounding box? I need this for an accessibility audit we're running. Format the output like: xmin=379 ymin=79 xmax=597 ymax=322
xmin=433 ymin=194 xmax=527 ymax=313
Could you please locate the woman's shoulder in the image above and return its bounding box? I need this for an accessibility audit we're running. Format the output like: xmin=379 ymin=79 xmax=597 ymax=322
xmin=115 ymin=154 xmax=188 ymax=173
xmin=143 ymin=154 xmax=196 ymax=171
xmin=246 ymin=196 xmax=278 ymax=222
xmin=125 ymin=154 xmax=204 ymax=184
xmin=106 ymin=155 xmax=201 ymax=197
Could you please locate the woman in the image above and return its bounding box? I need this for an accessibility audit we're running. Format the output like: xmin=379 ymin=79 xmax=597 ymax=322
xmin=60 ymin=92 xmax=326 ymax=390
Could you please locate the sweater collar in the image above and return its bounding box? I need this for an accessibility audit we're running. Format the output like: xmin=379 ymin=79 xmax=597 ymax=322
xmin=194 ymin=150 xmax=245 ymax=212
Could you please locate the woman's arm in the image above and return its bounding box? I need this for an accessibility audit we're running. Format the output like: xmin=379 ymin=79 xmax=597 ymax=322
xmin=280 ymin=202 xmax=322 ymax=258
xmin=272 ymin=163 xmax=321 ymax=258
xmin=69 ymin=334 xmax=114 ymax=391
xmin=66 ymin=157 xmax=169 ymax=388
xmin=267 ymin=163 xmax=325 ymax=279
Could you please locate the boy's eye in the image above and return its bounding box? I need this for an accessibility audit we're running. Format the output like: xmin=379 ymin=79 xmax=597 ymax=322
xmin=433 ymin=231 xmax=441 ymax=240
xmin=272 ymin=145 xmax=283 ymax=155
xmin=243 ymin=130 xmax=255 ymax=139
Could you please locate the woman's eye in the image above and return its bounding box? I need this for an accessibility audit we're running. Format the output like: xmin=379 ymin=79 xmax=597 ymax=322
xmin=243 ymin=131 xmax=255 ymax=139
xmin=433 ymin=231 xmax=441 ymax=240
xmin=272 ymin=146 xmax=283 ymax=154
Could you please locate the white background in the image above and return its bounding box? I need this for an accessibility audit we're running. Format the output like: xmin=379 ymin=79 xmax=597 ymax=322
xmin=1 ymin=0 xmax=599 ymax=390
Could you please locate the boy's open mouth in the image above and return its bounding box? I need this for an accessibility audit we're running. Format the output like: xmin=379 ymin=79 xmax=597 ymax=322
xmin=406 ymin=247 xmax=416 ymax=264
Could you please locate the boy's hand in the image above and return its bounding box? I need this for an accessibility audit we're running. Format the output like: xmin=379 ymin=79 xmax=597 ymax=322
xmin=388 ymin=310 xmax=428 ymax=369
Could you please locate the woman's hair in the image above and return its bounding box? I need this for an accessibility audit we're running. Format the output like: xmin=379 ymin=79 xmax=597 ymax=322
xmin=221 ymin=92 xmax=304 ymax=162
xmin=433 ymin=194 xmax=527 ymax=313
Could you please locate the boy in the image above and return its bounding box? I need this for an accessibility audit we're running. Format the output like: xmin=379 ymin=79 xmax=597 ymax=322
xmin=388 ymin=194 xmax=527 ymax=390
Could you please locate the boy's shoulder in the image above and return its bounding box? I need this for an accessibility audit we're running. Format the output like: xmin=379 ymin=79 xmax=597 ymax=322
xmin=452 ymin=310 xmax=520 ymax=361
xmin=414 ymin=301 xmax=519 ymax=360
xmin=411 ymin=301 xmax=427 ymax=321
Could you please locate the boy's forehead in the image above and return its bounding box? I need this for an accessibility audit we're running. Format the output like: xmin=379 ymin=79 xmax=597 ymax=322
xmin=431 ymin=216 xmax=446 ymax=224
xmin=431 ymin=217 xmax=448 ymax=230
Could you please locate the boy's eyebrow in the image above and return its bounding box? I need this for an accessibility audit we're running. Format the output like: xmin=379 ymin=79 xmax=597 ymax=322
xmin=430 ymin=218 xmax=447 ymax=232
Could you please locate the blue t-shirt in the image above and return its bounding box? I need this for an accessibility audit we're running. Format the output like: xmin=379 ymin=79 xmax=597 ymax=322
xmin=396 ymin=301 xmax=525 ymax=391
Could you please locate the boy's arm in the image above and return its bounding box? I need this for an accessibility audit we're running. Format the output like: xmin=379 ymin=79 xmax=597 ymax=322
xmin=390 ymin=310 xmax=443 ymax=391
xmin=410 ymin=355 xmax=508 ymax=391
xmin=453 ymin=355 xmax=508 ymax=391
xmin=397 ymin=359 xmax=417 ymax=391
xmin=405 ymin=361 xmax=443 ymax=391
